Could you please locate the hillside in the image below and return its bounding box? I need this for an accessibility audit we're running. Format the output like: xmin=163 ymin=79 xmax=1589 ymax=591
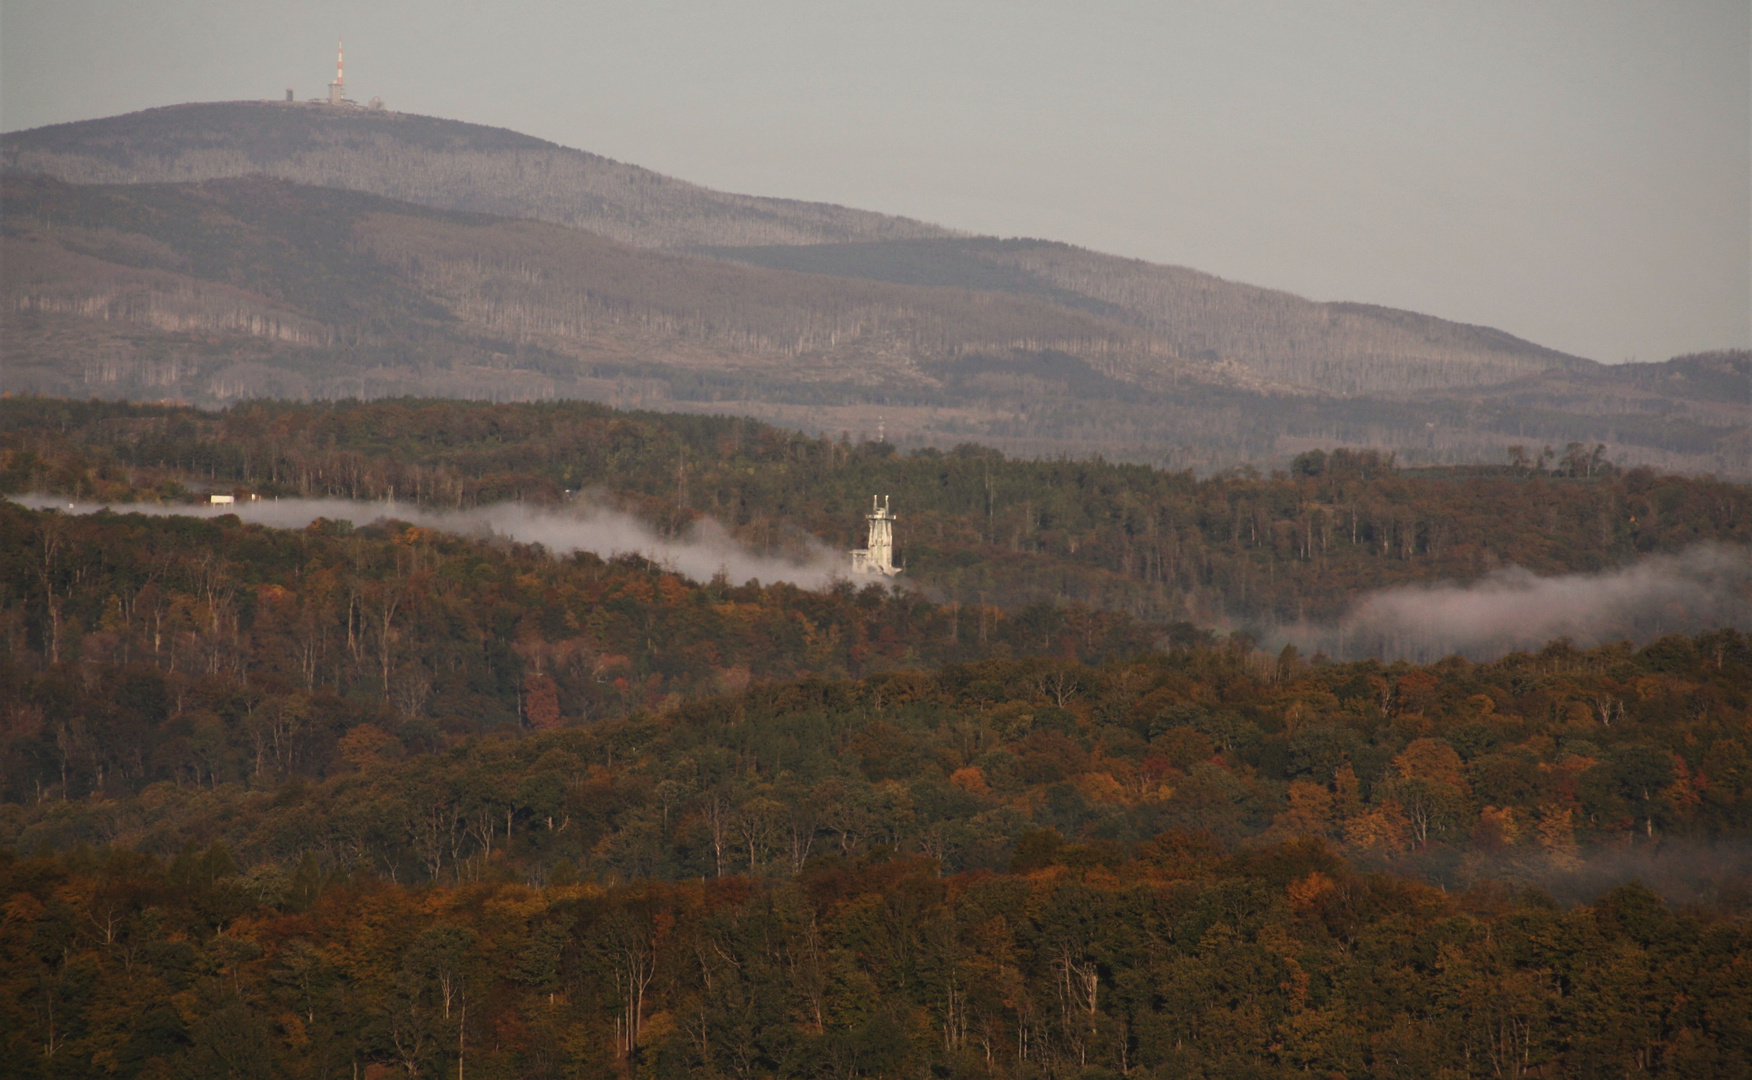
xmin=6 ymin=173 xmax=1744 ymax=475
xmin=0 ymin=173 xmax=1240 ymax=429
xmin=2 ymin=493 xmax=1750 ymax=1075
xmin=0 ymin=101 xmax=954 ymax=249
xmin=8 ymin=100 xmax=1752 ymax=1080
xmin=701 ymin=237 xmax=1590 ymax=393
xmin=6 ymin=396 xmax=1748 ymax=631
xmin=1414 ymin=349 xmax=1752 ymax=479
xmin=3 ymin=101 xmax=1592 ymax=398
xmin=3 ymin=394 xmax=1751 ymax=1076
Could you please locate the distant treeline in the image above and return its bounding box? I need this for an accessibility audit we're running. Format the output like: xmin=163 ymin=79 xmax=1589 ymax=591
xmin=4 ymin=396 xmax=1746 ymax=627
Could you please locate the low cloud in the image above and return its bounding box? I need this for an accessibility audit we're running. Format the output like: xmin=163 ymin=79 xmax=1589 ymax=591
xmin=12 ymin=495 xmax=849 ymax=589
xmin=1276 ymin=544 xmax=1751 ymax=662
xmin=16 ymin=496 xmax=1744 ymax=655
xmin=1528 ymin=841 xmax=1752 ymax=912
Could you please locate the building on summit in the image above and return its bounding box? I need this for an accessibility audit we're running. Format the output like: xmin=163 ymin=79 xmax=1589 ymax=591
xmin=298 ymin=40 xmax=384 ymax=110
xmin=850 ymin=496 xmax=900 ymax=577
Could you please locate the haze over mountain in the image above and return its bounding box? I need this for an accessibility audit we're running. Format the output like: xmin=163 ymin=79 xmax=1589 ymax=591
xmin=3 ymin=102 xmax=1745 ymax=475
xmin=2 ymin=103 xmax=1592 ymax=395
xmin=1 ymin=104 xmax=957 ymax=250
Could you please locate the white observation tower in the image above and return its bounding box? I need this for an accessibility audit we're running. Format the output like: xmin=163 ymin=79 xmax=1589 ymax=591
xmin=850 ymin=496 xmax=900 ymax=577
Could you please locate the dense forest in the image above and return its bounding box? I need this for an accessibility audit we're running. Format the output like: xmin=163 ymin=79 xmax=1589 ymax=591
xmin=4 ymin=576 xmax=1751 ymax=1077
xmin=5 ymin=396 xmax=1746 ymax=626
xmin=3 ymin=394 xmax=1750 ymax=1077
xmin=7 ymin=832 xmax=1749 ymax=1079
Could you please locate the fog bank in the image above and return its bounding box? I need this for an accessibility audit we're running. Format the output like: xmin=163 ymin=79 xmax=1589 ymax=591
xmin=1276 ymin=544 xmax=1751 ymax=663
xmin=11 ymin=495 xmax=848 ymax=589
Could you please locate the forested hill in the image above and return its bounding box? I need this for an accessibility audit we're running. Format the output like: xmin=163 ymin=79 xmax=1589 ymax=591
xmin=4 ymin=394 xmax=1752 ymax=1076
xmin=1 ymin=101 xmax=1594 ymax=398
xmin=4 ymin=569 xmax=1751 ymax=1075
xmin=6 ymin=102 xmax=1751 ymax=1080
xmin=5 ymin=396 xmax=1748 ymax=630
xmin=5 ymin=172 xmax=1742 ymax=474
xmin=0 ymin=172 xmax=1197 ymax=402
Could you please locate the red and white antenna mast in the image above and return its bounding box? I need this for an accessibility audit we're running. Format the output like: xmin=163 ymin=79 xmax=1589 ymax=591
xmin=328 ymin=38 xmax=348 ymax=104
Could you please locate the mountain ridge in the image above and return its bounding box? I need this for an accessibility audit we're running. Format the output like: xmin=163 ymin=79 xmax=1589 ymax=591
xmin=5 ymin=101 xmax=1591 ymax=397
xmin=2 ymin=105 xmax=1744 ymax=476
xmin=3 ymin=171 xmax=1745 ymax=476
xmin=698 ymin=238 xmax=1592 ymax=393
xmin=0 ymin=101 xmax=960 ymax=249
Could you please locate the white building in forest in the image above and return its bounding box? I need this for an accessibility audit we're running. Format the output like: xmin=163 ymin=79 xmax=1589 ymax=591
xmin=850 ymin=496 xmax=900 ymax=577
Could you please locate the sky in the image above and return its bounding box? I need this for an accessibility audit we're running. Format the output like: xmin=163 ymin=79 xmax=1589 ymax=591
xmin=3 ymin=1 xmax=1747 ymax=364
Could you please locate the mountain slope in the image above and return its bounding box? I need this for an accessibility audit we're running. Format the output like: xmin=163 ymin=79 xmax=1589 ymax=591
xmin=3 ymin=173 xmax=1742 ymax=475
xmin=0 ymin=173 xmax=1231 ymax=404
xmin=700 ymin=238 xmax=1589 ymax=393
xmin=5 ymin=102 xmax=1589 ymax=396
xmin=0 ymin=101 xmax=957 ymax=249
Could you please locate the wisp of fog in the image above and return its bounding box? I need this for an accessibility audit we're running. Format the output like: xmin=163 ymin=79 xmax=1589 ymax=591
xmin=11 ymin=495 xmax=847 ymax=589
xmin=13 ymin=497 xmax=1746 ymax=660
xmin=1276 ymin=543 xmax=1751 ymax=663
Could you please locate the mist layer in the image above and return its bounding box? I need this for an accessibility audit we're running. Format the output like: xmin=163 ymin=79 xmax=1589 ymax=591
xmin=10 ymin=495 xmax=846 ymax=589
xmin=1279 ymin=544 xmax=1751 ymax=663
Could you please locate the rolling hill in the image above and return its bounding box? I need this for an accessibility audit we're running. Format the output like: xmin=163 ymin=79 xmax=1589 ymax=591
xmin=0 ymin=173 xmax=1220 ymax=394
xmin=6 ymin=101 xmax=1590 ymax=397
xmin=3 ymin=171 xmax=1746 ymax=476
xmin=0 ymin=101 xmax=953 ymax=250
xmin=2 ymin=104 xmax=1745 ymax=476
xmin=698 ymin=238 xmax=1590 ymax=393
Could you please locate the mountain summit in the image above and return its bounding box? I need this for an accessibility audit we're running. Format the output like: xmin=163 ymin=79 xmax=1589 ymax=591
xmin=1 ymin=101 xmax=954 ymax=250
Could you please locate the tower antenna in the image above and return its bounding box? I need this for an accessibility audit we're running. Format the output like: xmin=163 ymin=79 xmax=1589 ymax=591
xmin=328 ymin=38 xmax=348 ymax=105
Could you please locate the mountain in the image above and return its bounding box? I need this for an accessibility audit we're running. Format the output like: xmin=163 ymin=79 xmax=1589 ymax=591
xmin=0 ymin=173 xmax=1228 ymax=396
xmin=3 ymin=171 xmax=1745 ymax=476
xmin=0 ymin=101 xmax=954 ymax=250
xmin=697 ymin=238 xmax=1589 ymax=394
xmin=2 ymin=104 xmax=1744 ymax=475
xmin=5 ymin=102 xmax=1590 ymax=397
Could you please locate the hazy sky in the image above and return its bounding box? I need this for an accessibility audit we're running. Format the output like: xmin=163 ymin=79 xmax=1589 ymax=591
xmin=4 ymin=1 xmax=1747 ymax=363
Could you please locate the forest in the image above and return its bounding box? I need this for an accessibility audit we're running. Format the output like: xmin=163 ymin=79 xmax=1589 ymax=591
xmin=4 ymin=395 xmax=1746 ymax=625
xmin=3 ymin=395 xmax=1751 ymax=1077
